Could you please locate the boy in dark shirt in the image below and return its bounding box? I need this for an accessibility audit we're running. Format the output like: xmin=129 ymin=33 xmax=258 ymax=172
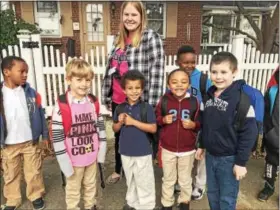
xmin=113 ymin=70 xmax=157 ymax=210
xmin=196 ymin=52 xmax=258 ymax=210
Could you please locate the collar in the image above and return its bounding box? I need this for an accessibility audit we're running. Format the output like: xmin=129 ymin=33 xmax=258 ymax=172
xmin=124 ymin=97 xmax=143 ymax=107
xmin=2 ymin=83 xmax=23 ymax=92
xmin=67 ymin=91 xmax=88 ymax=104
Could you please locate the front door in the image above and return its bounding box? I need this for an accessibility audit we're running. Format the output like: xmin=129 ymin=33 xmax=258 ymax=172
xmin=82 ymin=2 xmax=110 ymax=56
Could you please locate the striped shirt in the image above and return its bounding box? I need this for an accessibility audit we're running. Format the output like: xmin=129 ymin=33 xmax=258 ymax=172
xmin=51 ymin=94 xmax=107 ymax=177
xmin=101 ymin=29 xmax=165 ymax=107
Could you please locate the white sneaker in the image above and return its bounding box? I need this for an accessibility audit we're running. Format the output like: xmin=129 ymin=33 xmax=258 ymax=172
xmin=191 ymin=187 xmax=205 ymax=200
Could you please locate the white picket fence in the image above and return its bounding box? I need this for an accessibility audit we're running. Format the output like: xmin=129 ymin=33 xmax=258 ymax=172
xmin=1 ymin=33 xmax=279 ymax=117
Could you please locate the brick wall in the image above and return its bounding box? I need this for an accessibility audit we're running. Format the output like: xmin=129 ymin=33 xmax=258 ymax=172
xmin=110 ymin=2 xmax=123 ymax=36
xmin=164 ymin=2 xmax=202 ymax=55
xmin=35 ymin=2 xmax=81 ymax=57
xmin=71 ymin=2 xmax=81 ymax=57
xmin=109 ymin=1 xmax=202 ymax=55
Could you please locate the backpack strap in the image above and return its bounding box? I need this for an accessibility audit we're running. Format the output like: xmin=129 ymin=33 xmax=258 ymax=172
xmin=189 ymin=96 xmax=199 ymax=121
xmin=199 ymin=73 xmax=208 ymax=104
xmin=115 ymin=103 xmax=126 ymax=121
xmin=57 ymin=93 xmax=72 ymax=136
xmin=88 ymin=93 xmax=100 ymax=115
xmin=269 ymin=85 xmax=278 ymax=115
xmin=234 ymin=90 xmax=251 ymax=132
xmin=161 ymin=95 xmax=168 ymax=116
xmin=139 ymin=101 xmax=148 ymax=122
xmin=139 ymin=101 xmax=154 ymax=144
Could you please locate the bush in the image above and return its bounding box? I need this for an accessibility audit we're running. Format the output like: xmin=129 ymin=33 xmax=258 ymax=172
xmin=0 ymin=9 xmax=42 ymax=49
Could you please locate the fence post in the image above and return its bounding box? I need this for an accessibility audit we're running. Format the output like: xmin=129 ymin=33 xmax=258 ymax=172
xmin=106 ymin=35 xmax=114 ymax=55
xmin=17 ymin=30 xmax=37 ymax=89
xmin=31 ymin=33 xmax=47 ymax=109
xmin=231 ymin=35 xmax=246 ymax=80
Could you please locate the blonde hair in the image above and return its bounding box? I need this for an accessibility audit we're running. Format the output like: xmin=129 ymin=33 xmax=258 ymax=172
xmin=65 ymin=58 xmax=94 ymax=80
xmin=115 ymin=1 xmax=147 ymax=49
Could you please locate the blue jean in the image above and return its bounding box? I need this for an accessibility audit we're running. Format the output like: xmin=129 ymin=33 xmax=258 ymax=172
xmin=206 ymin=153 xmax=239 ymax=210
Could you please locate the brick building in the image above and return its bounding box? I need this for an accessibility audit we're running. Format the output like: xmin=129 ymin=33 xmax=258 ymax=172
xmin=8 ymin=1 xmax=278 ymax=56
xmin=11 ymin=1 xmax=202 ymax=56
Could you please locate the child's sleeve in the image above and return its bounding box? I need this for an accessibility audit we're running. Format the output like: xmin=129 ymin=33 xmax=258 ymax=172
xmin=155 ymin=97 xmax=164 ymax=126
xmin=51 ymin=102 xmax=74 ymax=177
xmin=36 ymin=92 xmax=49 ymax=140
xmin=96 ymin=113 xmax=107 ymax=164
xmin=235 ymin=105 xmax=258 ymax=166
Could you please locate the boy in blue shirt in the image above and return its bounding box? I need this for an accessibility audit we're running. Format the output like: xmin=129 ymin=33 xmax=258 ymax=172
xmin=196 ymin=52 xmax=258 ymax=210
xmin=175 ymin=45 xmax=212 ymax=200
xmin=113 ymin=70 xmax=157 ymax=210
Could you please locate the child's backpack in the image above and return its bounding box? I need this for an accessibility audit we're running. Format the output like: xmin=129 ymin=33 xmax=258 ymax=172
xmin=199 ymin=72 xmax=209 ymax=104
xmin=232 ymin=84 xmax=264 ymax=133
xmin=268 ymin=85 xmax=278 ymax=115
xmin=115 ymin=101 xmax=155 ymax=143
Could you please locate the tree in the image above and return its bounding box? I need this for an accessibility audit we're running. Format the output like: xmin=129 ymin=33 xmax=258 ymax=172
xmin=0 ymin=9 xmax=42 ymax=50
xmin=203 ymin=2 xmax=279 ymax=53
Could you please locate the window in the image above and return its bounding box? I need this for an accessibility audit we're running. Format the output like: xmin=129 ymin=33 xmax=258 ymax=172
xmin=86 ymin=3 xmax=104 ymax=42
xmin=201 ymin=11 xmax=261 ymax=47
xmin=35 ymin=1 xmax=61 ymax=37
xmin=145 ymin=2 xmax=166 ymax=37
xmin=202 ymin=14 xmax=236 ymax=46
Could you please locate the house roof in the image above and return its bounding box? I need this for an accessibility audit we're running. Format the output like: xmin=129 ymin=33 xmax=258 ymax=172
xmin=202 ymin=1 xmax=278 ymax=11
xmin=202 ymin=1 xmax=277 ymax=7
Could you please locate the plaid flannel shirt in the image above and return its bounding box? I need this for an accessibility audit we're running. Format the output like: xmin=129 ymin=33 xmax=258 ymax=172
xmin=101 ymin=29 xmax=165 ymax=107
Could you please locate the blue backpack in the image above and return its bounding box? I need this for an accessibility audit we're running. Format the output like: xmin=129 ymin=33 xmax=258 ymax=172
xmin=268 ymin=85 xmax=278 ymax=115
xmin=234 ymin=84 xmax=264 ymax=133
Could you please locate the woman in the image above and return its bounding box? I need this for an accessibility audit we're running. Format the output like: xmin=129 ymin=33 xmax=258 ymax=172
xmin=101 ymin=1 xmax=165 ymax=184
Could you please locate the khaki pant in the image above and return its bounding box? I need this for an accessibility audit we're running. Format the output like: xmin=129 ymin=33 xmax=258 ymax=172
xmin=161 ymin=148 xmax=195 ymax=207
xmin=65 ymin=162 xmax=97 ymax=210
xmin=1 ymin=141 xmax=45 ymax=207
xmin=121 ymin=154 xmax=155 ymax=210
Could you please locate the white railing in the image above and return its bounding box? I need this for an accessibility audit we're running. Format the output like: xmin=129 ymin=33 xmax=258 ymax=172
xmin=1 ymin=34 xmax=279 ymax=117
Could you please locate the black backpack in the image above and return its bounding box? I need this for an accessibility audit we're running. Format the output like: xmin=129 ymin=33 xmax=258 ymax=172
xmin=115 ymin=101 xmax=155 ymax=143
xmin=198 ymin=72 xmax=208 ymax=105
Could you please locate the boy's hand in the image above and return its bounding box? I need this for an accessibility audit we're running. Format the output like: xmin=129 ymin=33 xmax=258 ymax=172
xmin=163 ymin=114 xmax=173 ymax=124
xmin=124 ymin=113 xmax=135 ymax=126
xmin=233 ymin=165 xmax=247 ymax=180
xmin=195 ymin=148 xmax=204 ymax=160
xmin=118 ymin=113 xmax=126 ymax=124
xmin=182 ymin=119 xmax=195 ymax=129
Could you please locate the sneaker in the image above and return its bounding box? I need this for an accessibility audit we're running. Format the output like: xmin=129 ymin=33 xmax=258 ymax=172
xmin=32 ymin=197 xmax=45 ymax=210
xmin=85 ymin=205 xmax=98 ymax=210
xmin=123 ymin=204 xmax=135 ymax=210
xmin=161 ymin=206 xmax=172 ymax=210
xmin=258 ymin=183 xmax=274 ymax=201
xmin=191 ymin=187 xmax=205 ymax=200
xmin=179 ymin=203 xmax=190 ymax=210
xmin=174 ymin=183 xmax=181 ymax=193
xmin=0 ymin=205 xmax=17 ymax=210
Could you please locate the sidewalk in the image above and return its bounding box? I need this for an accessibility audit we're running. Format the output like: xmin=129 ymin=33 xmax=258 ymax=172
xmin=1 ymin=138 xmax=278 ymax=210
